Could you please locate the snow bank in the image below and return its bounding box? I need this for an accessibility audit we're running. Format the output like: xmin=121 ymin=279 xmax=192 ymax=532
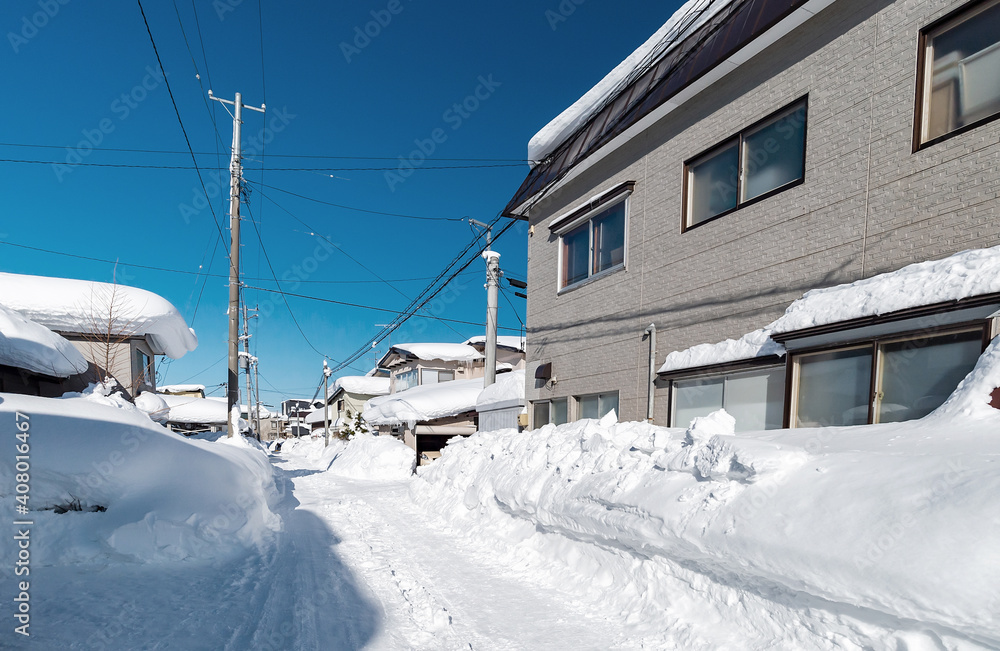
xmin=159 ymin=393 xmax=227 ymax=425
xmin=333 ymin=375 xmax=391 ymax=396
xmin=476 ymin=370 xmax=525 ymax=410
xmin=364 ymin=378 xmax=483 ymax=428
xmin=772 ymin=246 xmax=1000 ymax=334
xmin=0 ymin=272 xmax=198 ymax=359
xmin=658 ymin=328 xmax=784 ymax=374
xmin=528 ymin=0 xmax=730 ymax=164
xmin=390 ymin=343 xmax=483 ymax=363
xmin=0 ymin=303 xmax=89 ymax=377
xmin=0 ymin=391 xmax=280 ymax=564
xmin=326 ymin=434 xmax=415 ymax=480
xmin=413 ymin=366 xmax=1000 ymax=647
xmin=134 ymin=391 xmax=169 ymax=424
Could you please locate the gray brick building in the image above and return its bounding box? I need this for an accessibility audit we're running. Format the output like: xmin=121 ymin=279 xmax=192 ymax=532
xmin=504 ymin=0 xmax=1000 ymax=427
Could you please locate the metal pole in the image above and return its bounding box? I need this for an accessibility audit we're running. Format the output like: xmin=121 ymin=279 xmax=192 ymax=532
xmin=225 ymin=93 xmax=243 ymax=438
xmin=483 ymin=249 xmax=500 ymax=387
xmin=254 ymin=357 xmax=262 ymax=439
xmin=644 ymin=323 xmax=657 ymax=422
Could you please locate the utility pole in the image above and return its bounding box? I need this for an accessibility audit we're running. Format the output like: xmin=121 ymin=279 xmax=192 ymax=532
xmin=241 ymin=304 xmax=258 ymax=438
xmin=470 ymin=219 xmax=499 ymax=388
xmin=323 ymin=360 xmax=332 ymax=447
xmin=210 ymin=90 xmax=265 ymax=437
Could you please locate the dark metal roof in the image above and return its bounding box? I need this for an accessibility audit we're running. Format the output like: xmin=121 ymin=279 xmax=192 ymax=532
xmin=504 ymin=0 xmax=809 ymax=218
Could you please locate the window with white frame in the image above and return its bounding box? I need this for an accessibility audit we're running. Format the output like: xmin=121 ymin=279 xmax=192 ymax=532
xmin=791 ymin=328 xmax=984 ymax=427
xmin=395 ymin=369 xmax=418 ymax=392
xmin=421 ymin=368 xmax=455 ymax=384
xmin=917 ymin=0 xmax=1000 ymax=146
xmin=532 ymin=398 xmax=568 ymax=428
xmin=576 ymin=391 xmax=619 ymax=420
xmin=558 ymin=198 xmax=627 ymax=290
xmin=684 ymin=98 xmax=807 ymax=229
xmin=671 ymin=366 xmax=786 ymax=432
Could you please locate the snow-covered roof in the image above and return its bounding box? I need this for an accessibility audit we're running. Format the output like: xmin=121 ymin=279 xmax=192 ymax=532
xmin=0 ymin=303 xmax=89 ymax=377
xmin=332 ymin=375 xmax=391 ymax=397
xmin=388 ymin=343 xmax=484 ymax=364
xmin=528 ymin=0 xmax=729 ymax=164
xmin=658 ymin=329 xmax=785 ymax=375
xmin=363 ymin=378 xmax=483 ymax=427
xmin=771 ymin=246 xmax=1000 ymax=335
xmin=159 ymin=393 xmax=228 ymax=425
xmin=476 ymin=370 xmax=525 ymax=411
xmin=305 ymin=405 xmax=337 ymax=425
xmin=0 ymin=272 xmax=198 ymax=359
xmin=463 ymin=335 xmax=527 ymax=352
xmin=159 ymin=384 xmax=206 ymax=394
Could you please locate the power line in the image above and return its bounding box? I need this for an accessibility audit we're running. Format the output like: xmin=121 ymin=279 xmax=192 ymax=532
xmin=0 ymin=239 xmax=478 ymax=284
xmin=248 ymin=180 xmax=464 ymax=222
xmin=0 ymin=157 xmax=523 ymax=172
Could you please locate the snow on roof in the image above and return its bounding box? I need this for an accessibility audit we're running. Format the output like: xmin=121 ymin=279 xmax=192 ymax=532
xmin=332 ymin=375 xmax=391 ymax=397
xmin=463 ymin=335 xmax=527 ymax=352
xmin=771 ymin=246 xmax=1000 ymax=335
xmin=0 ymin=272 xmax=198 ymax=359
xmin=159 ymin=393 xmax=228 ymax=425
xmin=0 ymin=303 xmax=89 ymax=377
xmin=363 ymin=378 xmax=483 ymax=428
xmin=390 ymin=343 xmax=484 ymax=363
xmin=305 ymin=405 xmax=337 ymax=425
xmin=159 ymin=384 xmax=206 ymax=394
xmin=528 ymin=0 xmax=729 ymax=164
xmin=658 ymin=329 xmax=785 ymax=375
xmin=477 ymin=370 xmax=525 ymax=411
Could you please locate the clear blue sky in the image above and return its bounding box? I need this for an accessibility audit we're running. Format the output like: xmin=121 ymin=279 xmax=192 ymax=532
xmin=0 ymin=0 xmax=683 ymax=405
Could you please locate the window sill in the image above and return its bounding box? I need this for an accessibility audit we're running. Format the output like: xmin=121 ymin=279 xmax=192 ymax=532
xmin=557 ymin=263 xmax=625 ymax=296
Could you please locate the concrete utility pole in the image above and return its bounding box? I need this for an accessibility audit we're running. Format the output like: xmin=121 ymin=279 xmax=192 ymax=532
xmin=210 ymin=90 xmax=265 ymax=437
xmin=323 ymin=360 xmax=332 ymax=447
xmin=470 ymin=219 xmax=499 ymax=388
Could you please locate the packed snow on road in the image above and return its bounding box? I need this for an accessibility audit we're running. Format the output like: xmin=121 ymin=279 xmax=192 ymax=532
xmin=2 ymin=341 xmax=1000 ymax=649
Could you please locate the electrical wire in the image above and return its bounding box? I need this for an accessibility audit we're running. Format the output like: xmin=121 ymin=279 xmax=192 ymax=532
xmin=247 ymin=180 xmax=464 ymax=222
xmin=0 ymin=157 xmax=522 ymax=172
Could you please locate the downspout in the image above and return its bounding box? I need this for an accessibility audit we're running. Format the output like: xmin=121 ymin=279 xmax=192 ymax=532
xmin=643 ymin=323 xmax=656 ymax=422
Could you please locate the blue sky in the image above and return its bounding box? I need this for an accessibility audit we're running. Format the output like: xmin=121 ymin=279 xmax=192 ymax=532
xmin=0 ymin=0 xmax=682 ymax=405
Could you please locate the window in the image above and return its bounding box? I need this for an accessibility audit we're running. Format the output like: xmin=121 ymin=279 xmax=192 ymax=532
xmin=532 ymin=398 xmax=568 ymax=428
xmin=791 ymin=328 xmax=984 ymax=427
xmin=421 ymin=369 xmax=455 ymax=384
xmin=577 ymin=392 xmax=619 ymax=420
xmin=671 ymin=367 xmax=785 ymax=431
xmin=917 ymin=0 xmax=1000 ymax=146
xmin=559 ymin=198 xmax=627 ymax=289
xmin=395 ymin=369 xmax=418 ymax=392
xmin=135 ymin=349 xmax=153 ymax=388
xmin=684 ymin=98 xmax=807 ymax=229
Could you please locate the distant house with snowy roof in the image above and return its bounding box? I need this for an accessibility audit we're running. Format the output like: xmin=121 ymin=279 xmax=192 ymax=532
xmin=505 ymin=0 xmax=1000 ymax=427
xmin=0 ymin=272 xmax=197 ymax=398
xmin=307 ymin=375 xmax=391 ymax=436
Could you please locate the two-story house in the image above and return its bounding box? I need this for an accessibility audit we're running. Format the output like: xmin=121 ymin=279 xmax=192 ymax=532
xmin=505 ymin=0 xmax=1000 ymax=428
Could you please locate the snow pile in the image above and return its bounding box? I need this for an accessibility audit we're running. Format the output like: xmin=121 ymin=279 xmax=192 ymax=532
xmin=528 ymin=0 xmax=730 ymax=164
xmin=326 ymin=434 xmax=415 ymax=480
xmin=389 ymin=343 xmax=483 ymax=363
xmin=0 ymin=272 xmax=198 ymax=359
xmin=0 ymin=391 xmax=280 ymax=564
xmin=333 ymin=375 xmax=391 ymax=396
xmin=658 ymin=328 xmax=784 ymax=374
xmin=364 ymin=378 xmax=483 ymax=428
xmin=159 ymin=393 xmax=227 ymax=424
xmin=477 ymin=370 xmax=525 ymax=411
xmin=134 ymin=391 xmax=169 ymax=424
xmin=413 ymin=355 xmax=1000 ymax=647
xmin=0 ymin=303 xmax=89 ymax=377
xmin=772 ymin=246 xmax=1000 ymax=334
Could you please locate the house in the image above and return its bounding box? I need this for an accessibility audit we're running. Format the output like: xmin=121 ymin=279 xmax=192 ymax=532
xmin=282 ymin=398 xmax=323 ymax=437
xmin=158 ymin=384 xmax=206 ymax=398
xmin=0 ymin=272 xmax=197 ymax=398
xmin=504 ymin=0 xmax=1000 ymax=427
xmin=306 ymin=374 xmax=391 ymax=436
xmin=477 ymin=369 xmax=527 ymax=432
xmin=0 ymin=302 xmax=91 ymax=396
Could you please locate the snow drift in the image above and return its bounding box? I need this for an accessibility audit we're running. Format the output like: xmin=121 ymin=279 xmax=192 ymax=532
xmin=278 ymin=434 xmax=414 ymax=479
xmin=0 ymin=389 xmax=280 ymax=564
xmin=0 ymin=303 xmax=89 ymax=377
xmin=412 ymin=340 xmax=1000 ymax=649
